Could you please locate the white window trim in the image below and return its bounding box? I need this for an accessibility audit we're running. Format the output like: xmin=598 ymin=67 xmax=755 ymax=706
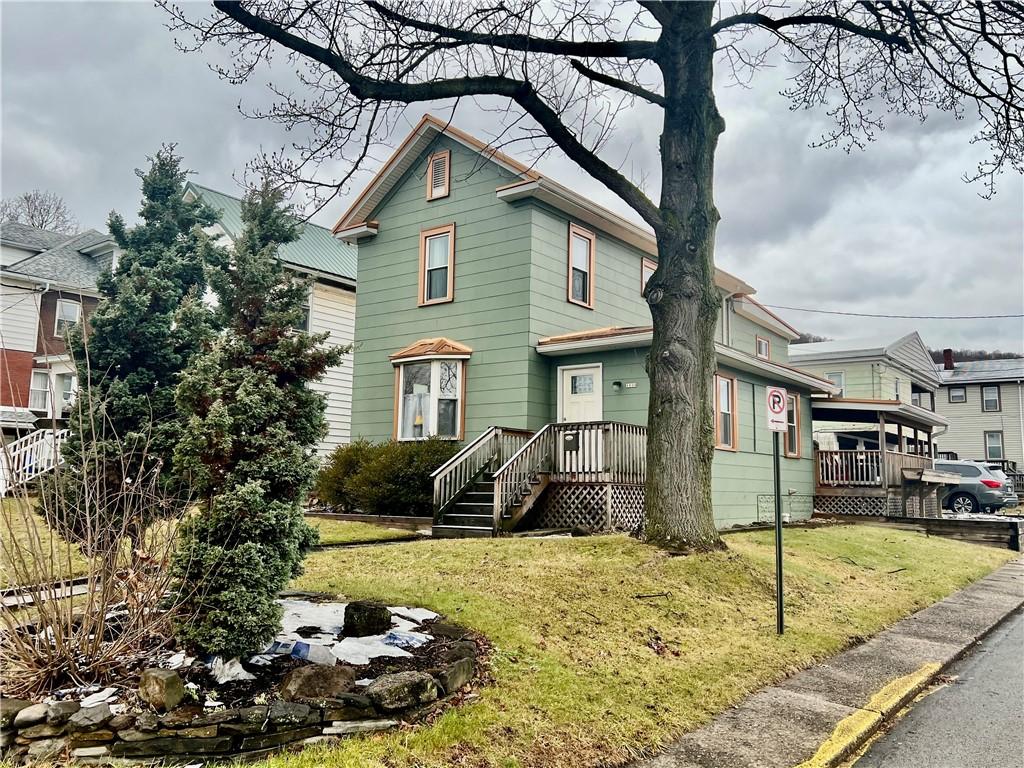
xmin=54 ymin=298 xmax=82 ymax=336
xmin=395 ymin=358 xmax=464 ymax=441
xmin=825 ymin=371 xmax=846 ymax=397
xmin=29 ymin=370 xmax=50 ymax=413
xmin=755 ymin=336 xmax=770 ymax=360
xmin=948 ymin=386 xmax=966 ymax=403
xmin=555 ymin=362 xmax=604 ymax=423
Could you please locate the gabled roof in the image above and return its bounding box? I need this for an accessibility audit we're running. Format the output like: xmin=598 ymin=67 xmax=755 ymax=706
xmin=389 ymin=337 xmax=473 ymax=361
xmin=185 ymin=183 xmax=357 ymax=284
xmin=1 ymin=221 xmax=73 ymax=251
xmin=331 ymin=114 xmax=754 ymax=296
xmin=3 ymin=224 xmax=114 ymax=290
xmin=789 ymin=330 xmax=941 ymax=388
xmin=939 ymin=358 xmax=1024 ymax=384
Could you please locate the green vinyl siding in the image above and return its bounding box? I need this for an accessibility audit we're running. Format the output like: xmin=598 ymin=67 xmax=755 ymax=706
xmin=546 ymin=349 xmax=816 ymax=527
xmin=729 ymin=308 xmax=790 ymax=363
xmin=350 ymin=136 xmax=535 ymax=441
xmin=796 ymin=360 xmax=879 ymax=399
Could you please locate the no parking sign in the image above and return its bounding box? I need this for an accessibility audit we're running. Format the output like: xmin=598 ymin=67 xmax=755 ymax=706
xmin=766 ymin=386 xmax=788 ymax=432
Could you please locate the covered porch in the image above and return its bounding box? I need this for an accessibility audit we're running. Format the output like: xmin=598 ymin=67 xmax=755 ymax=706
xmin=810 ymin=398 xmax=956 ymax=517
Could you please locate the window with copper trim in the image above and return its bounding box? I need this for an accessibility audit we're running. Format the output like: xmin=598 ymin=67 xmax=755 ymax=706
xmin=567 ymin=224 xmax=595 ymax=308
xmin=641 ymin=257 xmax=657 ymax=294
xmin=395 ymin=358 xmax=465 ymax=440
xmin=418 ymin=223 xmax=455 ymax=305
xmin=714 ymin=373 xmax=738 ymax=450
xmin=784 ymin=394 xmax=800 ymax=457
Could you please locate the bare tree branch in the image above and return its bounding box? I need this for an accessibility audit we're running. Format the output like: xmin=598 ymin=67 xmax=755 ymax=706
xmin=570 ymin=59 xmax=666 ymax=106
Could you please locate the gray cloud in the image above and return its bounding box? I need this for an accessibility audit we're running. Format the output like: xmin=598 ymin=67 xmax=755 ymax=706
xmin=3 ymin=1 xmax=1022 ymax=352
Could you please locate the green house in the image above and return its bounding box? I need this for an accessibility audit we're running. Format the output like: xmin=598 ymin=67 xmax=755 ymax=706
xmin=334 ymin=115 xmax=837 ymax=536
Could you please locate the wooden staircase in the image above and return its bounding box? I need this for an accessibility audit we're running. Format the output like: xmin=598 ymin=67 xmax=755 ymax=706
xmin=432 ymin=473 xmax=497 ymax=538
xmin=1 ymin=428 xmax=69 ymax=496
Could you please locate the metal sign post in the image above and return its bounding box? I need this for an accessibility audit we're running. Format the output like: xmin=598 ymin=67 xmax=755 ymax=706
xmin=765 ymin=386 xmax=788 ymax=635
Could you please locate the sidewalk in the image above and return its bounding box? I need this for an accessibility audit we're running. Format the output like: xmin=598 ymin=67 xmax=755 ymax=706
xmin=633 ymin=558 xmax=1024 ymax=768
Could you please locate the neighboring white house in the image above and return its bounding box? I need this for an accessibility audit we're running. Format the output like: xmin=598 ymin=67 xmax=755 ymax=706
xmin=183 ymin=183 xmax=358 ymax=456
xmin=934 ymin=350 xmax=1024 ymax=466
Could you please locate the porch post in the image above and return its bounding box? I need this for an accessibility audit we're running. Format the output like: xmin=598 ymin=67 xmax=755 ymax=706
xmin=878 ymin=414 xmax=888 ymax=487
xmin=897 ymin=423 xmax=903 ymax=453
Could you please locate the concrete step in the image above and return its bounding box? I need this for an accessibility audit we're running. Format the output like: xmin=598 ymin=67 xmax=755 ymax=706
xmin=431 ymin=524 xmax=493 ymax=539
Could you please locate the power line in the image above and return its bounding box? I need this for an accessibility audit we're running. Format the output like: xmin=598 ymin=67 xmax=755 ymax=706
xmin=760 ymin=304 xmax=1024 ymax=320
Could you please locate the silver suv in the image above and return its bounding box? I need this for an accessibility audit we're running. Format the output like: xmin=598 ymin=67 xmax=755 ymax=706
xmin=934 ymin=460 xmax=1019 ymax=514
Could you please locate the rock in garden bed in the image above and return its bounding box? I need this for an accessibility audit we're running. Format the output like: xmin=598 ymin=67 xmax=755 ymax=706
xmin=0 ymin=598 xmax=485 ymax=764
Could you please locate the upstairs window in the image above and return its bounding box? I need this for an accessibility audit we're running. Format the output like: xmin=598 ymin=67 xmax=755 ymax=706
xmin=982 ymin=385 xmax=1001 ymax=412
xmin=755 ymin=336 xmax=770 ymax=360
xmin=426 ymin=150 xmax=450 ymax=201
xmin=825 ymin=371 xmax=845 ymax=397
xmin=396 ymin=358 xmax=464 ymax=440
xmin=911 ymin=391 xmax=921 ymax=407
xmin=714 ymin=373 xmax=737 ymax=450
xmin=641 ymin=257 xmax=656 ymax=294
xmin=948 ymin=386 xmax=966 ymax=403
xmin=418 ymin=224 xmax=455 ymax=305
xmin=54 ymin=298 xmax=81 ymax=336
xmin=568 ymin=224 xmax=595 ymax=308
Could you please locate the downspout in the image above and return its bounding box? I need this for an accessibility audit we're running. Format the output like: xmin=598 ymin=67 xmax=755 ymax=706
xmin=1018 ymin=380 xmax=1023 ymax=463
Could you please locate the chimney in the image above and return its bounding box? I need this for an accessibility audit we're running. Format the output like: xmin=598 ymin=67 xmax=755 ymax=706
xmin=943 ymin=348 xmax=954 ymax=370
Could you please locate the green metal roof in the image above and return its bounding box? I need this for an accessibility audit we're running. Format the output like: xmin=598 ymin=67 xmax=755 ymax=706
xmin=185 ymin=182 xmax=357 ymax=283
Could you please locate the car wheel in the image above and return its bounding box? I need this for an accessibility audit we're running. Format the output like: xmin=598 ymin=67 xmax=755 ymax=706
xmin=949 ymin=493 xmax=977 ymax=514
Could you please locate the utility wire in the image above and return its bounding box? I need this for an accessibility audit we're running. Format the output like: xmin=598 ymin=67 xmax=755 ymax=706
xmin=760 ymin=304 xmax=1024 ymax=320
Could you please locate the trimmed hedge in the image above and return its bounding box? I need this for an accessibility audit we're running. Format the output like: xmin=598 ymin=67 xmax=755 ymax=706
xmin=316 ymin=438 xmax=460 ymax=516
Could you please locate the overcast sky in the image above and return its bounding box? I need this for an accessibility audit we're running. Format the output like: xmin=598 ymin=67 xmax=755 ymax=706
xmin=2 ymin=1 xmax=1022 ymax=352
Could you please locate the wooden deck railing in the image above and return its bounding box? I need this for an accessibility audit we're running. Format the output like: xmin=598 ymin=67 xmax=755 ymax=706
xmin=431 ymin=426 xmax=534 ymax=521
xmin=492 ymin=421 xmax=647 ymax=531
xmin=816 ymin=449 xmax=933 ymax=489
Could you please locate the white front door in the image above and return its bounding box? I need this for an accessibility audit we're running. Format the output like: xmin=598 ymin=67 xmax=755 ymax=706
xmin=559 ymin=364 xmax=603 ymax=423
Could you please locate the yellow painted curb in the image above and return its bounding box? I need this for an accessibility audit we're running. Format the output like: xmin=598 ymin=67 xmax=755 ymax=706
xmin=794 ymin=662 xmax=942 ymax=768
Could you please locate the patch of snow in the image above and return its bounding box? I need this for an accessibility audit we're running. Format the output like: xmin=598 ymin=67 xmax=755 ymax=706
xmin=80 ymin=687 xmax=117 ymax=707
xmin=211 ymin=657 xmax=256 ymax=684
xmin=389 ymin=606 xmax=438 ymax=623
xmin=331 ymin=636 xmax=413 ymax=666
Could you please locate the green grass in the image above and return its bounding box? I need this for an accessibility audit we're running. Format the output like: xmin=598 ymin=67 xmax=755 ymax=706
xmin=0 ymin=498 xmax=89 ymax=588
xmin=259 ymin=525 xmax=1014 ymax=768
xmin=308 ymin=517 xmax=421 ymax=545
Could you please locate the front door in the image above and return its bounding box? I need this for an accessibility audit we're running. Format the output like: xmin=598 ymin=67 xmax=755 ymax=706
xmin=557 ymin=364 xmax=604 ymax=475
xmin=558 ymin=364 xmax=603 ymax=423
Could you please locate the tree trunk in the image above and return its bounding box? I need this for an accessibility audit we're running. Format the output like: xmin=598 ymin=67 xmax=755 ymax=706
xmin=643 ymin=3 xmax=725 ymax=552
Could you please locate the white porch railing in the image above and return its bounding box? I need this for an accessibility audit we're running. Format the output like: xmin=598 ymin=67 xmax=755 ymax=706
xmin=431 ymin=426 xmax=533 ymax=521
xmin=1 ymin=428 xmax=69 ymax=496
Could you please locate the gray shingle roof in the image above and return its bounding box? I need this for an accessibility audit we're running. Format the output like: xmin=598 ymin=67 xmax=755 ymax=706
xmin=938 ymin=358 xmax=1024 ymax=384
xmin=186 ymin=182 xmax=357 ymax=283
xmin=4 ymin=228 xmax=114 ymax=289
xmin=1 ymin=221 xmax=73 ymax=251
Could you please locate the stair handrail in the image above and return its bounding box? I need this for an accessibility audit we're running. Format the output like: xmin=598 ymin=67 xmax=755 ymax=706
xmin=1 ymin=428 xmax=70 ymax=496
xmin=431 ymin=426 xmax=534 ymax=523
xmin=492 ymin=424 xmax=557 ymax=532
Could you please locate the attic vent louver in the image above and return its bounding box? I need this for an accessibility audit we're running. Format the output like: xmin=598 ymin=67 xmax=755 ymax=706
xmin=427 ymin=150 xmax=450 ymax=201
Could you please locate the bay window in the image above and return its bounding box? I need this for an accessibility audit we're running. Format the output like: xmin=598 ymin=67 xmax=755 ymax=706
xmin=397 ymin=358 xmax=464 ymax=440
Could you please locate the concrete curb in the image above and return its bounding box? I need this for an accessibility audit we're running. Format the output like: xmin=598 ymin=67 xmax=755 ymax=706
xmin=632 ymin=557 xmax=1024 ymax=768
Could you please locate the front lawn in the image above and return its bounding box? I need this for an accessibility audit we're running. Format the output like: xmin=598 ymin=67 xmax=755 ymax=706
xmin=308 ymin=516 xmax=421 ymax=545
xmin=271 ymin=525 xmax=1013 ymax=768
xmin=0 ymin=498 xmax=89 ymax=588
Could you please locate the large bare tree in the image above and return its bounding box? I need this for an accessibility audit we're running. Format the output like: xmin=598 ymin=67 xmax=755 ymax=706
xmin=164 ymin=1 xmax=1023 ymax=551
xmin=0 ymin=189 xmax=78 ymax=234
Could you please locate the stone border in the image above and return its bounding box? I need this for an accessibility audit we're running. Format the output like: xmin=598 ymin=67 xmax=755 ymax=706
xmin=1 ymin=652 xmax=478 ymax=763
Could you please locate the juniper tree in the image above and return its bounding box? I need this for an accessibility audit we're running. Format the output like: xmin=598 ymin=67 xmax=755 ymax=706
xmin=165 ymin=1 xmax=1024 ymax=551
xmin=171 ymin=184 xmax=344 ymax=658
xmin=51 ymin=147 xmax=219 ymax=549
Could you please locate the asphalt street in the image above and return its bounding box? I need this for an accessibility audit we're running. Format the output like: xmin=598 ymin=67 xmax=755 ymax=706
xmin=854 ymin=608 xmax=1024 ymax=768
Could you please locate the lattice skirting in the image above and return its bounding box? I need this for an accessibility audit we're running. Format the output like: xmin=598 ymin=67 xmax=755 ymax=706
xmin=534 ymin=483 xmax=645 ymax=532
xmin=815 ymin=493 xmax=941 ymax=518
